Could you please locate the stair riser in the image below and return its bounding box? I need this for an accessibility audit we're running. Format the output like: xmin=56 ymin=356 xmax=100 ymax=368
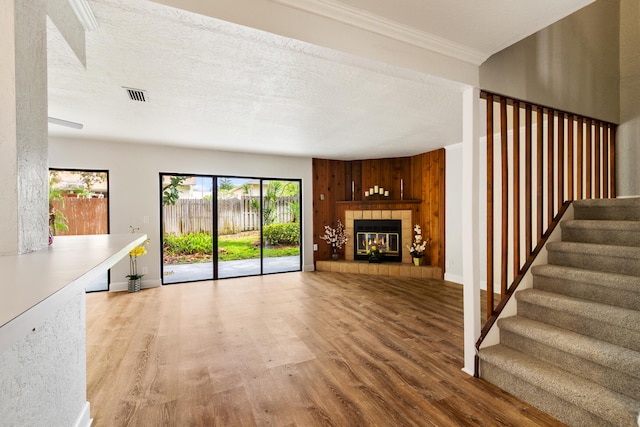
xmin=574 ymin=206 xmax=640 ymax=221
xmin=533 ymin=274 xmax=640 ymax=311
xmin=501 ymin=330 xmax=640 ymax=400
xmin=479 ymin=361 xmax=618 ymax=427
xmin=562 ymin=228 xmax=640 ymax=248
xmin=547 ymin=250 xmax=640 ymax=277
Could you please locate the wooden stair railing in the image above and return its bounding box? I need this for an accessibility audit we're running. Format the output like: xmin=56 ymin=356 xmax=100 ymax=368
xmin=475 ymin=92 xmax=617 ymax=369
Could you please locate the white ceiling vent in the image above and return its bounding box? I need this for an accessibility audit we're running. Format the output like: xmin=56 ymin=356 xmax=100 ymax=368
xmin=124 ymin=87 xmax=148 ymax=102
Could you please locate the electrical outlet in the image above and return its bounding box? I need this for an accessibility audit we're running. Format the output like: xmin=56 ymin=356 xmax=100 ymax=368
xmin=142 ymin=267 xmax=148 ymax=275
xmin=313 ymin=244 xmax=318 ymax=251
xmin=143 ymin=216 xmax=149 ymax=224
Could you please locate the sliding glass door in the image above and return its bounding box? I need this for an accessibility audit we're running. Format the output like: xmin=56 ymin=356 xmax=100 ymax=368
xmin=161 ymin=174 xmax=301 ymax=284
xmin=162 ymin=175 xmax=214 ymax=284
xmin=217 ymin=177 xmax=261 ymax=278
xmin=262 ymin=179 xmax=301 ymax=275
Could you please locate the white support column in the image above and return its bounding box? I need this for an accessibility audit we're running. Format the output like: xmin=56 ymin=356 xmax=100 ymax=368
xmin=0 ymin=0 xmax=49 ymax=255
xmin=461 ymin=86 xmax=481 ymax=376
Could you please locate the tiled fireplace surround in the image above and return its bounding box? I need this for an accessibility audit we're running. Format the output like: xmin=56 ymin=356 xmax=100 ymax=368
xmin=344 ymin=209 xmax=413 ymax=264
xmin=316 ymin=209 xmax=442 ymax=278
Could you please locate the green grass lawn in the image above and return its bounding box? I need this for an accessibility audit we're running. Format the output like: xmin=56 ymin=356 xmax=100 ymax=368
xmin=164 ymin=232 xmax=300 ymax=264
xmin=218 ymin=234 xmax=300 ymax=261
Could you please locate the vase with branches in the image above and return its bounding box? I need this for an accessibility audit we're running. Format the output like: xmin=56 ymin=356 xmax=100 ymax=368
xmin=320 ymin=220 xmax=349 ymax=260
xmin=406 ymin=224 xmax=431 ymax=266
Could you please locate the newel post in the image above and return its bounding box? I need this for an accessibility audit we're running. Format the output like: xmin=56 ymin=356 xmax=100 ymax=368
xmin=462 ymin=86 xmax=481 ymax=376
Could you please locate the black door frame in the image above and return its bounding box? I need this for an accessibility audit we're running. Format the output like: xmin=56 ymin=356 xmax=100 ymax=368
xmin=160 ymin=173 xmax=302 ymax=284
xmin=49 ymin=168 xmax=110 ymax=292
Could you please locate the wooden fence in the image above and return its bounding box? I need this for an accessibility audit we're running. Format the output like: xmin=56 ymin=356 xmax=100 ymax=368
xmin=51 ymin=197 xmax=108 ymax=235
xmin=163 ymin=196 xmax=297 ymax=235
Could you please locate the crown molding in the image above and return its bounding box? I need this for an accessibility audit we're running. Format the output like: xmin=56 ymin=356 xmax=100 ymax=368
xmin=67 ymin=0 xmax=98 ymax=31
xmin=271 ymin=0 xmax=488 ymax=66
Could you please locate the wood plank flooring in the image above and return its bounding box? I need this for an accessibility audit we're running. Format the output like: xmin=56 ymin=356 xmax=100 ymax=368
xmin=86 ymin=272 xmax=565 ymax=426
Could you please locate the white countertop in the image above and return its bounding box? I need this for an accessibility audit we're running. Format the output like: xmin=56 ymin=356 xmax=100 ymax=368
xmin=0 ymin=233 xmax=147 ymax=328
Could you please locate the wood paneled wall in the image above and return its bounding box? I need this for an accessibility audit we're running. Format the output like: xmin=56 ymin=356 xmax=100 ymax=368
xmin=312 ymin=149 xmax=445 ymax=275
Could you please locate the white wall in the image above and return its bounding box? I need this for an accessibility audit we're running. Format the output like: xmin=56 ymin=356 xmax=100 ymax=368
xmin=49 ymin=137 xmax=314 ymax=289
xmin=618 ymin=0 xmax=640 ymax=197
xmin=444 ymin=144 xmax=462 ymax=283
xmin=446 ymin=140 xmax=488 ymax=289
xmin=480 ymin=0 xmax=620 ymax=124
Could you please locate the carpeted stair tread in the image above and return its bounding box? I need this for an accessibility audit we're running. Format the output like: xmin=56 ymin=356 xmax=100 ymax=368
xmin=531 ymin=264 xmax=640 ymax=310
xmin=516 ymin=289 xmax=640 ymax=351
xmin=561 ymin=219 xmax=640 ymax=247
xmin=480 ymin=345 xmax=640 ymax=427
xmin=547 ymin=241 xmax=640 ymax=260
xmin=516 ymin=289 xmax=640 ymax=332
xmin=573 ymin=197 xmax=640 ymax=221
xmin=498 ymin=316 xmax=640 ymax=400
xmin=498 ymin=316 xmax=640 ymax=377
xmin=547 ymin=241 xmax=640 ymax=276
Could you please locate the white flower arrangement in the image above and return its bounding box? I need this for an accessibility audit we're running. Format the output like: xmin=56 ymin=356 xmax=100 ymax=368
xmin=320 ymin=219 xmax=349 ymax=249
xmin=406 ymin=224 xmax=430 ymax=258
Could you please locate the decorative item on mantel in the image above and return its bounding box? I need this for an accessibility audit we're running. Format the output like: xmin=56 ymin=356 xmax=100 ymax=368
xmin=127 ymin=226 xmax=149 ymax=292
xmin=407 ymin=224 xmax=431 ymax=266
xmin=320 ymin=219 xmax=349 ymax=260
xmin=364 ymin=184 xmax=389 ymax=198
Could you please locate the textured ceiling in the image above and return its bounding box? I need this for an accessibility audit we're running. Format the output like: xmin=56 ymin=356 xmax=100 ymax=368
xmin=46 ymin=0 xmax=593 ymax=160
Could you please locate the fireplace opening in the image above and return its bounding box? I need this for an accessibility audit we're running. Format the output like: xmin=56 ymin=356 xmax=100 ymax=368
xmin=354 ymin=219 xmax=402 ymax=262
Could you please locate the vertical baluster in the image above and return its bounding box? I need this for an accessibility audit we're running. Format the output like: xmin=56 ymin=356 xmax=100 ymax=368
xmin=603 ymin=123 xmax=609 ymax=198
xmin=512 ymin=101 xmax=520 ymax=279
xmin=557 ymin=112 xmax=564 ymax=208
xmin=500 ymin=98 xmax=508 ymax=296
xmin=547 ymin=109 xmax=555 ymax=226
xmin=567 ymin=114 xmax=574 ymax=200
xmin=586 ymin=119 xmax=592 ymax=198
xmin=525 ymin=104 xmax=532 ymax=257
xmin=610 ymin=125 xmax=616 ymax=197
xmin=486 ymin=94 xmax=494 ymax=317
xmin=577 ymin=117 xmax=584 ymax=199
xmin=536 ymin=107 xmax=544 ymax=239
xmin=594 ymin=121 xmax=601 ymax=198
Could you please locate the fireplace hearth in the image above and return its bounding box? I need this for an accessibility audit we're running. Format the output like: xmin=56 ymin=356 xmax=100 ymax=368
xmin=354 ymin=219 xmax=402 ymax=262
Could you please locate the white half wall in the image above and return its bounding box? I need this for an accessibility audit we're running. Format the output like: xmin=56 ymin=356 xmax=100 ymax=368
xmin=49 ymin=137 xmax=315 ymax=287
xmin=0 ymin=285 xmax=88 ymax=426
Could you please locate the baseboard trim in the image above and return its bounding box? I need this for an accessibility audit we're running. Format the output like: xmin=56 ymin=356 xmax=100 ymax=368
xmin=444 ymin=272 xmax=462 ymax=284
xmin=73 ymin=401 xmax=92 ymax=427
xmin=110 ymin=279 xmax=162 ymax=292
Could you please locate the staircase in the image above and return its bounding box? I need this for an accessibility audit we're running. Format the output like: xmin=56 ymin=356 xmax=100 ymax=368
xmin=478 ymin=198 xmax=640 ymax=427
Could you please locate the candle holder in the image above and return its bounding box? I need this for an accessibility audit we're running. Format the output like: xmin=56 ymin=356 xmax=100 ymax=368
xmin=365 ymin=185 xmax=389 ymax=198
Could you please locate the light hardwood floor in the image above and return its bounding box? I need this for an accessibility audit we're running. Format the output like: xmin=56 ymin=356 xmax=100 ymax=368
xmin=86 ymin=272 xmax=565 ymax=426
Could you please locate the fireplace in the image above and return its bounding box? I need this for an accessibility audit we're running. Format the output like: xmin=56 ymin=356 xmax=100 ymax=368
xmin=354 ymin=219 xmax=402 ymax=262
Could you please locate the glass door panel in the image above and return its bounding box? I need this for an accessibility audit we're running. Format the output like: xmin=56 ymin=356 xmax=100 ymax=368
xmin=262 ymin=180 xmax=301 ymax=274
xmin=162 ymin=175 xmax=214 ymax=284
xmin=217 ymin=177 xmax=261 ymax=279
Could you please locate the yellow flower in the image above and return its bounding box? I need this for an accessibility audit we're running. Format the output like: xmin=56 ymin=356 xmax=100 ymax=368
xmin=129 ymin=240 xmax=149 ymax=257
